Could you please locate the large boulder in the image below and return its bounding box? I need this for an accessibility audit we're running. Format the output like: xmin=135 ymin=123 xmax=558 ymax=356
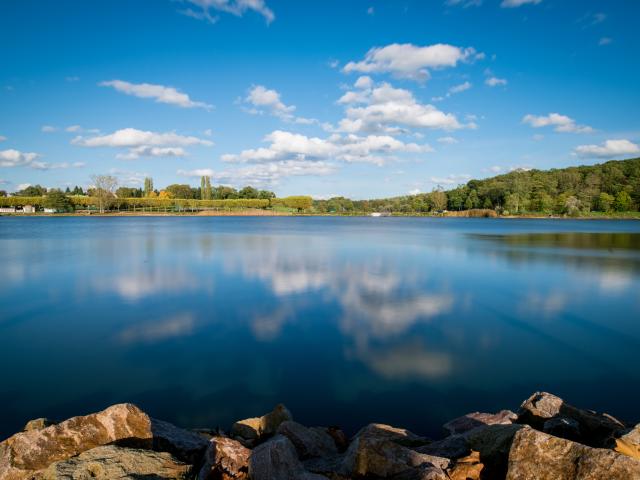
xmin=0 ymin=404 xmax=153 ymax=480
xmin=0 ymin=403 xmax=209 ymax=480
xmin=506 ymin=426 xmax=640 ymax=479
xmin=231 ymin=404 xmax=293 ymax=446
xmin=23 ymin=418 xmax=56 ymax=432
xmin=517 ymin=392 xmax=626 ymax=447
xmin=277 ymin=421 xmax=338 ymax=459
xmin=36 ymin=445 xmax=191 ymax=479
xmin=446 ymin=450 xmax=484 ymax=480
xmin=248 ymin=434 xmax=326 ymax=480
xmin=303 ymin=423 xmax=444 ymax=479
xmin=443 ymin=410 xmax=517 ymax=436
xmin=198 ymin=436 xmax=250 ymax=480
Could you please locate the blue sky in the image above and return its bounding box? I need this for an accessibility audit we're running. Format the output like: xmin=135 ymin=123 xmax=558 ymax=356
xmin=1 ymin=0 xmax=639 ymax=198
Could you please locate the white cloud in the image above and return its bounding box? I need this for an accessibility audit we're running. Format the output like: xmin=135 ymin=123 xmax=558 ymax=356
xmin=244 ymin=85 xmax=315 ymax=124
xmin=72 ymin=128 xmax=213 ymax=160
xmin=179 ymin=160 xmax=336 ymax=187
xmin=0 ymin=149 xmax=40 ymax=168
xmin=449 ymin=81 xmax=472 ymax=94
xmin=574 ymin=139 xmax=640 ymax=158
xmin=343 ymin=43 xmax=478 ymax=81
xmin=221 ymin=129 xmax=431 ymax=167
xmin=599 ymin=37 xmax=612 ymax=46
xmin=65 ymin=76 xmax=80 ymax=82
xmin=0 ymin=135 xmax=6 ymax=142
xmin=445 ymin=0 xmax=482 ymax=7
xmin=16 ymin=183 xmax=31 ymax=191
xmin=338 ymin=80 xmax=469 ymax=133
xmin=488 ymin=165 xmax=503 ymax=173
xmin=501 ymin=0 xmax=542 ymax=7
xmin=429 ymin=174 xmax=471 ymax=185
xmin=485 ymin=76 xmax=507 ymax=87
xmin=177 ymin=0 xmax=274 ymax=24
xmin=0 ymin=149 xmax=84 ymax=170
xmin=408 ymin=188 xmax=421 ymax=195
xmin=532 ymin=134 xmax=544 ymax=141
xmin=99 ymin=80 xmax=212 ymax=110
xmin=66 ymin=125 xmax=82 ymax=132
xmin=522 ymin=113 xmax=593 ymax=133
xmin=41 ymin=125 xmax=57 ymax=133
xmin=437 ymin=136 xmax=458 ymax=144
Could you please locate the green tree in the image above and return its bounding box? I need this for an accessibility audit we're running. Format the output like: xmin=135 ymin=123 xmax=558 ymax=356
xmin=144 ymin=177 xmax=154 ymax=197
xmin=239 ymin=186 xmax=259 ymax=199
xmin=43 ymin=190 xmax=73 ymax=212
xmin=203 ymin=177 xmax=213 ymax=200
xmin=166 ymin=184 xmax=193 ymax=199
xmin=15 ymin=185 xmax=47 ymax=196
xmin=614 ymin=191 xmax=632 ymax=212
xmin=91 ymin=174 xmax=118 ymax=213
xmin=258 ymin=189 xmax=276 ymax=199
xmin=596 ymin=192 xmax=614 ymax=212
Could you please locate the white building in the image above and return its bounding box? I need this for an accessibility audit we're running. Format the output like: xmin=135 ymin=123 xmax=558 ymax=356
xmin=0 ymin=207 xmax=16 ymax=213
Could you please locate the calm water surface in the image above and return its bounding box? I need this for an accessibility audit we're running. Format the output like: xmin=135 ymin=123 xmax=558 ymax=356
xmin=1 ymin=217 xmax=639 ymax=439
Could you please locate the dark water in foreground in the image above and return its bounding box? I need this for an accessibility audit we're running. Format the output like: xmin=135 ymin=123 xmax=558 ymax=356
xmin=1 ymin=217 xmax=639 ymax=439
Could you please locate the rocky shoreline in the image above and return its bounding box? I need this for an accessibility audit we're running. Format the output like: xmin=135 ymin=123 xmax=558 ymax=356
xmin=1 ymin=392 xmax=639 ymax=479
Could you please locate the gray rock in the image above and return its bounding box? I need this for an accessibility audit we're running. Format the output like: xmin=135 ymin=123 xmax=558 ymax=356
xmin=506 ymin=426 xmax=640 ymax=480
xmin=466 ymin=424 xmax=524 ymax=479
xmin=151 ymin=417 xmax=209 ymax=463
xmin=517 ymin=391 xmax=626 ymax=447
xmin=543 ymin=416 xmax=581 ymax=441
xmin=36 ymin=445 xmax=191 ymax=480
xmin=277 ymin=421 xmax=338 ymax=459
xmin=248 ymin=435 xmax=326 ymax=480
xmin=416 ymin=434 xmax=470 ymax=460
xmin=443 ymin=410 xmax=517 ymax=436
xmin=198 ymin=436 xmax=250 ymax=480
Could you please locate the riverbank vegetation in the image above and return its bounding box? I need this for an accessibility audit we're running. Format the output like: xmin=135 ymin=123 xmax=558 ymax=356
xmin=1 ymin=158 xmax=639 ymax=216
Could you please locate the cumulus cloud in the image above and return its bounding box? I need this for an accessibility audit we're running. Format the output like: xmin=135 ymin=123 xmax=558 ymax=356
xmin=72 ymin=128 xmax=213 ymax=160
xmin=221 ymin=129 xmax=430 ymax=167
xmin=337 ymin=79 xmax=469 ymax=133
xmin=449 ymin=81 xmax=472 ymax=94
xmin=574 ymin=139 xmax=640 ymax=158
xmin=343 ymin=43 xmax=479 ymax=81
xmin=0 ymin=149 xmax=40 ymax=168
xmin=178 ymin=160 xmax=337 ymax=187
xmin=522 ymin=113 xmax=593 ymax=133
xmin=501 ymin=0 xmax=542 ymax=7
xmin=100 ymin=80 xmax=212 ymax=110
xmin=41 ymin=125 xmax=57 ymax=133
xmin=0 ymin=149 xmax=84 ymax=170
xmin=243 ymin=85 xmax=315 ymax=124
xmin=177 ymin=0 xmax=274 ymax=24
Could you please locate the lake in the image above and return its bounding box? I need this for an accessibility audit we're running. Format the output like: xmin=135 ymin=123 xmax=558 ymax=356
xmin=1 ymin=216 xmax=639 ymax=440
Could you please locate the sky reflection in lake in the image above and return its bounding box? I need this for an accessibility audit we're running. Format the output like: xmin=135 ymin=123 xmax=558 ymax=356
xmin=1 ymin=217 xmax=639 ymax=439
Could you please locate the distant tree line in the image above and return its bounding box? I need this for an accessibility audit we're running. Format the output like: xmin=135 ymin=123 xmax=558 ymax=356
xmin=313 ymin=158 xmax=640 ymax=215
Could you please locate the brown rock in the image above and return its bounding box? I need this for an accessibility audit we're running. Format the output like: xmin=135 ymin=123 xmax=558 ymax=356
xmin=616 ymin=424 xmax=640 ymax=461
xmin=36 ymin=445 xmax=191 ymax=479
xmin=231 ymin=404 xmax=293 ymax=446
xmin=23 ymin=418 xmax=56 ymax=432
xmin=248 ymin=434 xmax=326 ymax=480
xmin=277 ymin=421 xmax=338 ymax=459
xmin=341 ymin=424 xmax=448 ymax=478
xmin=0 ymin=403 xmax=153 ymax=480
xmin=416 ymin=434 xmax=470 ymax=460
xmin=517 ymin=391 xmax=626 ymax=447
xmin=506 ymin=426 xmax=640 ymax=479
xmin=325 ymin=426 xmax=348 ymax=452
xmin=443 ymin=410 xmax=517 ymax=436
xmin=446 ymin=450 xmax=484 ymax=480
xmin=198 ymin=436 xmax=250 ymax=480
